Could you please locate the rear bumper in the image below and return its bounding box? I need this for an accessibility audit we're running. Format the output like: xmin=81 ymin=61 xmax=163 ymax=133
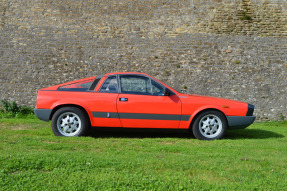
xmin=34 ymin=108 xmax=52 ymax=122
xmin=227 ymin=116 xmax=256 ymax=129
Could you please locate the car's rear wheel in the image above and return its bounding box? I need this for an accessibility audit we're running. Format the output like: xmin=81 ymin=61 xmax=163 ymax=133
xmin=51 ymin=107 xmax=90 ymax=137
xmin=192 ymin=110 xmax=227 ymax=140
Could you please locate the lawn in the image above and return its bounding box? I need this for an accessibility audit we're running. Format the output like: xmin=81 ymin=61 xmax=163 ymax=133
xmin=1 ymin=118 xmax=287 ymax=190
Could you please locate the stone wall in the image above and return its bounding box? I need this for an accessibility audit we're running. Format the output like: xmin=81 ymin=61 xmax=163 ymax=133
xmin=0 ymin=0 xmax=287 ymax=121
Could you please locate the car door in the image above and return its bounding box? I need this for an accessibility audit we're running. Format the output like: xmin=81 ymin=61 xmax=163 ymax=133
xmin=116 ymin=74 xmax=182 ymax=129
xmin=90 ymin=75 xmax=122 ymax=127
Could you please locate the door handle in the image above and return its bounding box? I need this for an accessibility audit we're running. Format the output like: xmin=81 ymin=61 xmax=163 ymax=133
xmin=119 ymin=98 xmax=128 ymax=101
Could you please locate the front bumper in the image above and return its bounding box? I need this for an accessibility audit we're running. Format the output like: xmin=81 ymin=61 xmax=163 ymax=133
xmin=34 ymin=108 xmax=52 ymax=122
xmin=227 ymin=116 xmax=256 ymax=129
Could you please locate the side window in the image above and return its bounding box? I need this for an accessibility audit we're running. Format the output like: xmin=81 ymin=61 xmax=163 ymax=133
xmin=58 ymin=79 xmax=94 ymax=91
xmin=99 ymin=76 xmax=118 ymax=93
xmin=120 ymin=75 xmax=152 ymax=95
xmin=151 ymin=80 xmax=164 ymax=95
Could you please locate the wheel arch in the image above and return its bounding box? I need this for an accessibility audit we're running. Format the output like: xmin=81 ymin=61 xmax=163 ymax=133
xmin=188 ymin=108 xmax=228 ymax=132
xmin=49 ymin=104 xmax=92 ymax=126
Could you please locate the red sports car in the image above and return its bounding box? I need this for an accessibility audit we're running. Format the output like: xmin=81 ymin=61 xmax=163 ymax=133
xmin=34 ymin=72 xmax=255 ymax=140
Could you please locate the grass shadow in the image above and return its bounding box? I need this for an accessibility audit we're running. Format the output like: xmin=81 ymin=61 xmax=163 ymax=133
xmin=88 ymin=128 xmax=284 ymax=140
xmin=88 ymin=128 xmax=193 ymax=139
xmin=225 ymin=129 xmax=284 ymax=139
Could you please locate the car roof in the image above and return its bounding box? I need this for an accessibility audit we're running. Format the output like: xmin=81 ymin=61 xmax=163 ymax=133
xmin=104 ymin=72 xmax=149 ymax=76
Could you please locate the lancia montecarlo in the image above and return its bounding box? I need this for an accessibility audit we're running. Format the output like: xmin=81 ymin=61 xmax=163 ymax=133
xmin=34 ymin=72 xmax=255 ymax=140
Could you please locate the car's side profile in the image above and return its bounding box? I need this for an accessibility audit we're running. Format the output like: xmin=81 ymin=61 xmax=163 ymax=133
xmin=34 ymin=72 xmax=255 ymax=140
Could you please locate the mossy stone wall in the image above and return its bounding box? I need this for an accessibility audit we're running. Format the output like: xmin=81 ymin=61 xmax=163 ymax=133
xmin=0 ymin=0 xmax=286 ymax=120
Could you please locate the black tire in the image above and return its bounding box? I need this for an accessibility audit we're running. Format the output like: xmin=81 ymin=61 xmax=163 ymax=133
xmin=192 ymin=110 xmax=227 ymax=140
xmin=51 ymin=107 xmax=90 ymax=137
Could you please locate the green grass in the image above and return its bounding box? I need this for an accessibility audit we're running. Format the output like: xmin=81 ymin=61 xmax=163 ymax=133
xmin=1 ymin=119 xmax=287 ymax=190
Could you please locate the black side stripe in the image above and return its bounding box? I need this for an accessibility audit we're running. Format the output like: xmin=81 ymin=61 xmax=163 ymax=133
xmin=92 ymin=112 xmax=190 ymax=121
xmin=181 ymin=115 xmax=191 ymax=121
xmin=92 ymin=112 xmax=119 ymax=119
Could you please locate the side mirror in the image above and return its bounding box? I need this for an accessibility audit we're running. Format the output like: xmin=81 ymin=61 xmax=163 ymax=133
xmin=164 ymin=88 xmax=171 ymax=96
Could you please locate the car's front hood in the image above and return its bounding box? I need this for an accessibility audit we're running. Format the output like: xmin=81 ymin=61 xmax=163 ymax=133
xmin=185 ymin=94 xmax=246 ymax=104
xmin=178 ymin=93 xmax=249 ymax=116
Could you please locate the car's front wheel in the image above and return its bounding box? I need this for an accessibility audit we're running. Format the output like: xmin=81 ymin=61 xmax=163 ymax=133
xmin=51 ymin=107 xmax=90 ymax=137
xmin=192 ymin=110 xmax=227 ymax=140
